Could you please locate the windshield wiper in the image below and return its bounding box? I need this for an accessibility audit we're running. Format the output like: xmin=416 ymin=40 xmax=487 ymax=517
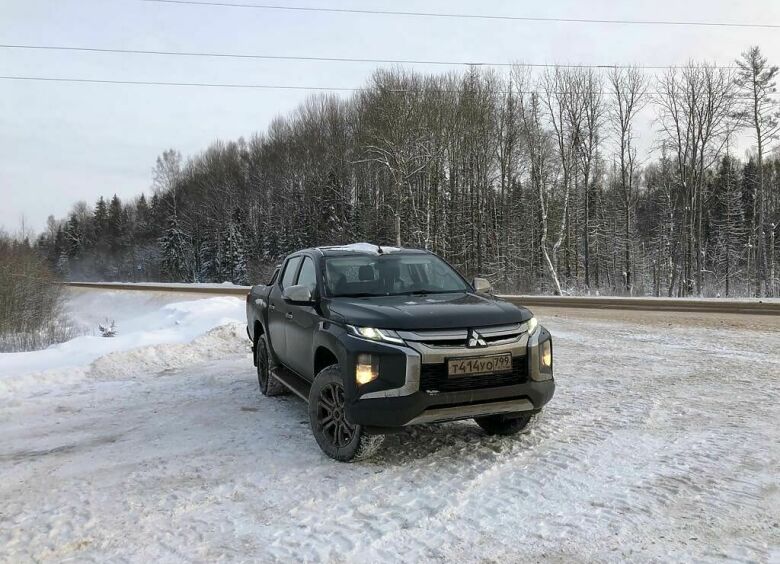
xmin=333 ymin=292 xmax=379 ymax=298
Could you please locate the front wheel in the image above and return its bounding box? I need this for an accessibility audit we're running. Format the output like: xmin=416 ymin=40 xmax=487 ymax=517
xmin=474 ymin=411 xmax=537 ymax=436
xmin=308 ymin=365 xmax=383 ymax=462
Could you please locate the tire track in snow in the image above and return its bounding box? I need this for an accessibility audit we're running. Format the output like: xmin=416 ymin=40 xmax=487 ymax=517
xmin=256 ymin=325 xmax=662 ymax=561
xmin=255 ymin=317 xmax=780 ymax=562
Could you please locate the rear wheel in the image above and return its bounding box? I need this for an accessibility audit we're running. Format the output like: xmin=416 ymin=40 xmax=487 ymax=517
xmin=255 ymin=337 xmax=286 ymax=397
xmin=308 ymin=365 xmax=383 ymax=462
xmin=474 ymin=411 xmax=536 ymax=436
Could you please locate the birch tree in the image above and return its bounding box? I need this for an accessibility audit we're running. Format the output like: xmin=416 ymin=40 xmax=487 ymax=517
xmin=515 ymin=67 xmax=563 ymax=294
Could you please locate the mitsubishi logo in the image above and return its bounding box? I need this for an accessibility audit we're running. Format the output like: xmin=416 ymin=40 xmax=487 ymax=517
xmin=467 ymin=329 xmax=487 ymax=348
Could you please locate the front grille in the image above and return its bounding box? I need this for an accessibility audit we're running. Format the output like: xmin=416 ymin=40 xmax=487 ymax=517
xmin=417 ymin=333 xmax=520 ymax=348
xmin=419 ymin=359 xmax=528 ymax=392
xmin=399 ymin=324 xmax=525 ymax=349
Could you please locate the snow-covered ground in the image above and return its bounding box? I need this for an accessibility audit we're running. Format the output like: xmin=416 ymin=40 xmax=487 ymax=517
xmin=0 ymin=290 xmax=778 ymax=563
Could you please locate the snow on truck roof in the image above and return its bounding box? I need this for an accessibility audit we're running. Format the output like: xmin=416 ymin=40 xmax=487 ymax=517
xmin=315 ymin=243 xmax=423 ymax=256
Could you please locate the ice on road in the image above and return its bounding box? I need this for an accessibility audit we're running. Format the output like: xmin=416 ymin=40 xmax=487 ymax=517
xmin=0 ymin=291 xmax=778 ymax=563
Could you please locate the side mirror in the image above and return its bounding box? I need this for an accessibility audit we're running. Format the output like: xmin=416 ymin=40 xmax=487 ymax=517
xmin=473 ymin=277 xmax=492 ymax=294
xmin=282 ymin=284 xmax=314 ymax=304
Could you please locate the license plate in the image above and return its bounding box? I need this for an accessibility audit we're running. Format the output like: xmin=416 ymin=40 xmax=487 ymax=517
xmin=447 ymin=353 xmax=512 ymax=377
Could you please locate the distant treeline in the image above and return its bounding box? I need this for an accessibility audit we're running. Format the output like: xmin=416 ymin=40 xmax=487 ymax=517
xmin=35 ymin=47 xmax=780 ymax=296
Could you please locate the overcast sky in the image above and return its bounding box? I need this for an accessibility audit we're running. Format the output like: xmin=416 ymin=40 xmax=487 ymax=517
xmin=1 ymin=0 xmax=779 ymax=234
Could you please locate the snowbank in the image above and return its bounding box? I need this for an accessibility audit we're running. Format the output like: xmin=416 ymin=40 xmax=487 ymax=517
xmin=0 ymin=290 xmax=246 ymax=393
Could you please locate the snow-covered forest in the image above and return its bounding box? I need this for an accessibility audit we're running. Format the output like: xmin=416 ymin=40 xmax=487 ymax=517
xmin=35 ymin=47 xmax=780 ymax=297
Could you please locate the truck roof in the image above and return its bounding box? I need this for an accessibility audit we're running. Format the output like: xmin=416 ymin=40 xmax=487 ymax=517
xmin=312 ymin=242 xmax=429 ymax=257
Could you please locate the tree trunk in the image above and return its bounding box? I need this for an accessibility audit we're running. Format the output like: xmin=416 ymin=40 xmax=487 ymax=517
xmin=770 ymin=226 xmax=776 ymax=296
xmin=757 ymin=144 xmax=768 ymax=297
xmin=625 ymin=205 xmax=631 ymax=294
xmin=584 ymin=182 xmax=590 ymax=289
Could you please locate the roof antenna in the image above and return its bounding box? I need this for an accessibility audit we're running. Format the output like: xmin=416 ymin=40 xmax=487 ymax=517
xmin=376 ymin=243 xmax=384 ymax=254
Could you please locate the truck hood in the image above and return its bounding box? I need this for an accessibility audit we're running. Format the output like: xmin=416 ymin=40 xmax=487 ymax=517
xmin=324 ymin=292 xmax=532 ymax=331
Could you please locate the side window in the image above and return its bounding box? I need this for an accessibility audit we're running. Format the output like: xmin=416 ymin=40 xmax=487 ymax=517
xmin=281 ymin=257 xmax=302 ymax=289
xmin=296 ymin=257 xmax=317 ymax=292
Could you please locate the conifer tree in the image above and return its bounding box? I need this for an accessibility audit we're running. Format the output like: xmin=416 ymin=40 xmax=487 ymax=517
xmin=160 ymin=215 xmax=190 ymax=282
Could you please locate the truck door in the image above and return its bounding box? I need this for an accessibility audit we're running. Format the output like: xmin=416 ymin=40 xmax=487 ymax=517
xmin=267 ymin=255 xmax=301 ymax=367
xmin=284 ymin=256 xmax=319 ymax=379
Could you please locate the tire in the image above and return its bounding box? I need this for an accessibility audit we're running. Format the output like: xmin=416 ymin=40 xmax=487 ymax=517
xmin=474 ymin=411 xmax=537 ymax=436
xmin=308 ymin=365 xmax=384 ymax=462
xmin=255 ymin=337 xmax=287 ymax=397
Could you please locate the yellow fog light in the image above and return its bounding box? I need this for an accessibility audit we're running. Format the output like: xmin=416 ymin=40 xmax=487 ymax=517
xmin=355 ymin=354 xmax=379 ymax=385
xmin=541 ymin=340 xmax=552 ymax=368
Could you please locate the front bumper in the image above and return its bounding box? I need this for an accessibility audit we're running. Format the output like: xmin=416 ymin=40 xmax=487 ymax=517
xmin=342 ymin=324 xmax=555 ymax=428
xmin=348 ymin=379 xmax=555 ymax=427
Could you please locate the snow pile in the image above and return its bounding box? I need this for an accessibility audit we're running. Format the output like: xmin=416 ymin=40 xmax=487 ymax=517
xmin=90 ymin=323 xmax=248 ymax=380
xmin=0 ymin=290 xmax=246 ymax=393
xmin=321 ymin=242 xmax=402 ymax=254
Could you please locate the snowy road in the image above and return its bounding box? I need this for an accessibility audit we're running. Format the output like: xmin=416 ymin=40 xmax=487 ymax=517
xmin=1 ymin=291 xmax=779 ymax=562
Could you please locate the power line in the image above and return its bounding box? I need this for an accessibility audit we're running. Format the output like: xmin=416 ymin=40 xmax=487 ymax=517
xmin=0 ymin=44 xmax=738 ymax=70
xmin=0 ymin=75 xmax=753 ymax=99
xmin=140 ymin=0 xmax=780 ymax=29
xmin=0 ymin=75 xmax=358 ymax=91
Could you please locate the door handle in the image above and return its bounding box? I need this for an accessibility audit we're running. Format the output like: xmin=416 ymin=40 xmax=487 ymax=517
xmin=269 ymin=304 xmax=276 ymax=311
xmin=285 ymin=313 xmax=294 ymax=320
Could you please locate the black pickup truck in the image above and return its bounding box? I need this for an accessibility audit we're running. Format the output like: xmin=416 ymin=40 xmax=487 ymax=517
xmin=246 ymin=243 xmax=555 ymax=461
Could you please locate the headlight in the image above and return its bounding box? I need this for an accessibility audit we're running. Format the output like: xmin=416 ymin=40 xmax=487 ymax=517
xmin=347 ymin=325 xmax=404 ymax=345
xmin=523 ymin=317 xmax=538 ymax=335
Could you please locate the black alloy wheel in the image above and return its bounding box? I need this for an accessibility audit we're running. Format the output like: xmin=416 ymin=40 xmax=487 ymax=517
xmin=316 ymin=381 xmax=356 ymax=448
xmin=308 ymin=365 xmax=384 ymax=462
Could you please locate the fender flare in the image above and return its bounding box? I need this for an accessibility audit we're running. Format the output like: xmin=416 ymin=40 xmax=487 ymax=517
xmin=311 ymin=323 xmax=349 ymax=375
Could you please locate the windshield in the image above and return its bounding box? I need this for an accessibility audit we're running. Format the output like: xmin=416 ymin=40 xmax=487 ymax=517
xmin=324 ymin=253 xmax=470 ymax=297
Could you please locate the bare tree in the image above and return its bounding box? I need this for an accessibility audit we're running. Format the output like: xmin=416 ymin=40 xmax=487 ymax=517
xmin=356 ymin=69 xmax=435 ymax=246
xmin=609 ymin=66 xmax=648 ymax=293
xmin=573 ymin=69 xmax=605 ymax=289
xmin=515 ymin=67 xmax=563 ymax=294
xmin=541 ymin=68 xmax=577 ymax=287
xmin=152 ymin=149 xmax=183 ymax=215
xmin=655 ymin=62 xmax=736 ymax=295
xmin=735 ymin=46 xmax=780 ymax=296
